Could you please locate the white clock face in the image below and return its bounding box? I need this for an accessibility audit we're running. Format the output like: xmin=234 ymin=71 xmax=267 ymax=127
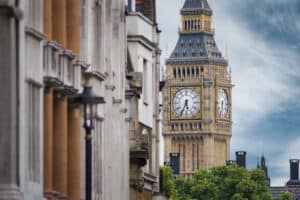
xmin=217 ymin=89 xmax=228 ymax=119
xmin=172 ymin=88 xmax=200 ymax=118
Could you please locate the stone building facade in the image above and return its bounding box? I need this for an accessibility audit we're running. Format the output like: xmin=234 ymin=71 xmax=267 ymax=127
xmin=0 ymin=0 xmax=130 ymax=199
xmin=162 ymin=0 xmax=232 ymax=177
xmin=126 ymin=0 xmax=161 ymax=199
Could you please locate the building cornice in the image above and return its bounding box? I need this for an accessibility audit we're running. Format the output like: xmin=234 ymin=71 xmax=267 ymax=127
xmin=127 ymin=35 xmax=158 ymax=51
xmin=128 ymin=12 xmax=154 ymax=26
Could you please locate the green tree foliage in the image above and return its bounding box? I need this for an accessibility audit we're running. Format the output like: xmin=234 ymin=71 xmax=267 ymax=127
xmin=161 ymin=164 xmax=273 ymax=200
xmin=278 ymin=192 xmax=292 ymax=200
xmin=160 ymin=166 xmax=178 ymax=199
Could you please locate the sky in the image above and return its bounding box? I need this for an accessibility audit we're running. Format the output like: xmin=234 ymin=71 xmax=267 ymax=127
xmin=156 ymin=0 xmax=300 ymax=186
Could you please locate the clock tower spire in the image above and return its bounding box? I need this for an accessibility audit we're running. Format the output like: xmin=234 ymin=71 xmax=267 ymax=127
xmin=162 ymin=0 xmax=232 ymax=176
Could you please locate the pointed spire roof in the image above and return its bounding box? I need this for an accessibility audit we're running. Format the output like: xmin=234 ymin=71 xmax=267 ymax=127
xmin=183 ymin=0 xmax=210 ymax=10
xmin=167 ymin=0 xmax=226 ymax=65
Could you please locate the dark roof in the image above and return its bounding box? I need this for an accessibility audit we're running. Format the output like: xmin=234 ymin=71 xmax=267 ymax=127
xmin=271 ymin=185 xmax=300 ymax=200
xmin=181 ymin=0 xmax=212 ymax=15
xmin=183 ymin=0 xmax=210 ymax=10
xmin=166 ymin=33 xmax=227 ymax=65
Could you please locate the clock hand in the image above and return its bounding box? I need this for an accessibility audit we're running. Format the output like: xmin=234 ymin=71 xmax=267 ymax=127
xmin=180 ymin=100 xmax=189 ymax=116
xmin=180 ymin=104 xmax=186 ymax=116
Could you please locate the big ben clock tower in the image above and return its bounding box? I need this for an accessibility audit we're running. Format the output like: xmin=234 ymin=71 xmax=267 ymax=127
xmin=163 ymin=0 xmax=232 ymax=176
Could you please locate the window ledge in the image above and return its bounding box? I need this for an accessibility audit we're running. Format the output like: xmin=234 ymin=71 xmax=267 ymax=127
xmin=25 ymin=27 xmax=45 ymax=41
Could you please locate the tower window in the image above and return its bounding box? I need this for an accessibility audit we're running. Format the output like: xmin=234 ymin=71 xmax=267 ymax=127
xmin=182 ymin=52 xmax=186 ymax=57
xmin=192 ymin=67 xmax=195 ymax=75
xmin=196 ymin=68 xmax=199 ymax=76
xmin=189 ymin=40 xmax=193 ymax=48
xmin=173 ymin=68 xmax=177 ymax=78
xmin=187 ymin=68 xmax=190 ymax=76
xmin=171 ymin=124 xmax=175 ymax=131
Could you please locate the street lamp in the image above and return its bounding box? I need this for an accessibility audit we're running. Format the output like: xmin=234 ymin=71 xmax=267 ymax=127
xmin=73 ymin=86 xmax=105 ymax=200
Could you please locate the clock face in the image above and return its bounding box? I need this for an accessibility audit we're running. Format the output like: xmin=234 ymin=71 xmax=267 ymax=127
xmin=217 ymin=89 xmax=228 ymax=119
xmin=172 ymin=88 xmax=200 ymax=118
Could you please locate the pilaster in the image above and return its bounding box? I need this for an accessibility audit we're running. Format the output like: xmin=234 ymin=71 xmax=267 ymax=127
xmin=43 ymin=87 xmax=53 ymax=198
xmin=44 ymin=0 xmax=52 ymax=40
xmin=66 ymin=0 xmax=80 ymax=57
xmin=0 ymin=2 xmax=21 ymax=199
xmin=53 ymin=94 xmax=68 ymax=199
xmin=67 ymin=107 xmax=81 ymax=200
xmin=52 ymin=0 xmax=67 ymax=48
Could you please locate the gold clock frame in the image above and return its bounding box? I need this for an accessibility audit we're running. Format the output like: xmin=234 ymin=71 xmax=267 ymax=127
xmin=170 ymin=87 xmax=202 ymax=120
xmin=215 ymin=87 xmax=231 ymax=121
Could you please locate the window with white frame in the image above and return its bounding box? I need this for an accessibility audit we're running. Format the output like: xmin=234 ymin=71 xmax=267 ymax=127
xmin=93 ymin=2 xmax=103 ymax=71
xmin=93 ymin=120 xmax=103 ymax=195
xmin=67 ymin=58 xmax=74 ymax=85
xmin=27 ymin=82 xmax=41 ymax=183
xmin=26 ymin=0 xmax=42 ymax=31
xmin=143 ymin=59 xmax=148 ymax=104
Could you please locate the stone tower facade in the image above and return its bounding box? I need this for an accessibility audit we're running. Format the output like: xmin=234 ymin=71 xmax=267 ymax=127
xmin=162 ymin=0 xmax=232 ymax=176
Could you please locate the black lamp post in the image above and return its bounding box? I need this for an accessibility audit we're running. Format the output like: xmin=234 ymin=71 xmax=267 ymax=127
xmin=73 ymin=86 xmax=105 ymax=200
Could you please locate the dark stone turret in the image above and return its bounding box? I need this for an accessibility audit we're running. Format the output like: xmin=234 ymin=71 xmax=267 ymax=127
xmin=257 ymin=155 xmax=270 ymax=187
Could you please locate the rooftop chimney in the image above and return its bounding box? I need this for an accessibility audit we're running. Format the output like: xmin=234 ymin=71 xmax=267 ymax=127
xmin=287 ymin=159 xmax=300 ymax=186
xmin=290 ymin=159 xmax=299 ymax=180
xmin=236 ymin=151 xmax=247 ymax=168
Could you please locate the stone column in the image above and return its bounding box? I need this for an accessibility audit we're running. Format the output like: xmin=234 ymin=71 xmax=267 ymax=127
xmin=67 ymin=107 xmax=81 ymax=200
xmin=203 ymin=135 xmax=214 ymax=169
xmin=43 ymin=88 xmax=53 ymax=198
xmin=65 ymin=1 xmax=81 ymax=199
xmin=164 ymin=136 xmax=172 ymax=162
xmin=44 ymin=0 xmax=52 ymax=40
xmin=0 ymin=2 xmax=21 ymax=199
xmin=66 ymin=0 xmax=80 ymax=56
xmin=52 ymin=0 xmax=67 ymax=47
xmin=53 ymin=95 xmax=68 ymax=199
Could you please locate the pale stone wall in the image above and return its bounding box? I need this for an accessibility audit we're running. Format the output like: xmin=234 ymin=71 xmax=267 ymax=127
xmin=127 ymin=1 xmax=161 ymax=198
xmin=19 ymin=0 xmax=44 ymax=199
xmin=80 ymin=0 xmax=129 ymax=199
xmin=0 ymin=0 xmax=129 ymax=199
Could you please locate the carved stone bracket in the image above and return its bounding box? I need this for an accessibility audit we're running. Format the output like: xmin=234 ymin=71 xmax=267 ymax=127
xmin=0 ymin=4 xmax=23 ymax=19
xmin=105 ymin=85 xmax=116 ymax=91
xmin=203 ymin=78 xmax=214 ymax=88
xmin=112 ymin=97 xmax=123 ymax=104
